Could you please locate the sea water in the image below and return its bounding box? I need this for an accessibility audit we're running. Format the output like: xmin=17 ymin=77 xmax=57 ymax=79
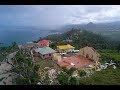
xmin=0 ymin=27 xmax=55 ymax=47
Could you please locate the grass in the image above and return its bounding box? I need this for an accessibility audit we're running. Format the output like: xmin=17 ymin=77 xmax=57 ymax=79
xmin=100 ymin=52 xmax=120 ymax=62
xmin=34 ymin=57 xmax=61 ymax=71
xmin=35 ymin=58 xmax=54 ymax=69
xmin=79 ymin=68 xmax=120 ymax=85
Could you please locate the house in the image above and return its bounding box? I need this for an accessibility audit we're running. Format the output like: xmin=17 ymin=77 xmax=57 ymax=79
xmin=57 ymin=55 xmax=94 ymax=69
xmin=33 ymin=47 xmax=56 ymax=59
xmin=37 ymin=40 xmax=49 ymax=48
xmin=57 ymin=44 xmax=75 ymax=53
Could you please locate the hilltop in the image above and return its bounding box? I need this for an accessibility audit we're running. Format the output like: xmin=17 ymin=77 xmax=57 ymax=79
xmin=53 ymin=21 xmax=120 ymax=41
xmin=44 ymin=28 xmax=119 ymax=50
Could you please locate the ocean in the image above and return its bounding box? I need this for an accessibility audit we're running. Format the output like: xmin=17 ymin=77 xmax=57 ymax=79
xmin=0 ymin=27 xmax=56 ymax=47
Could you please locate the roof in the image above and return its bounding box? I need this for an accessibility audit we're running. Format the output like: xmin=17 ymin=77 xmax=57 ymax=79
xmin=57 ymin=44 xmax=75 ymax=50
xmin=34 ymin=47 xmax=56 ymax=55
xmin=57 ymin=55 xmax=93 ymax=69
xmin=22 ymin=43 xmax=39 ymax=48
xmin=38 ymin=40 xmax=49 ymax=45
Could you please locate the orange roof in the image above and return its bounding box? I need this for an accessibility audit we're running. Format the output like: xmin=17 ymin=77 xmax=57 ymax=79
xmin=57 ymin=55 xmax=94 ymax=69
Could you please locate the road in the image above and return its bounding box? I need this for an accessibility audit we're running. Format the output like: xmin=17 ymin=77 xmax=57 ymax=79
xmin=0 ymin=51 xmax=17 ymax=85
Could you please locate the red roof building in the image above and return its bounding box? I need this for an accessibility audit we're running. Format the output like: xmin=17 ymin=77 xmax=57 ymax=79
xmin=57 ymin=55 xmax=94 ymax=69
xmin=37 ymin=40 xmax=49 ymax=48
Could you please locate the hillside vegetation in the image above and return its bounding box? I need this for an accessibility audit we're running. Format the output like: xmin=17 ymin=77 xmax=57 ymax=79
xmin=44 ymin=28 xmax=119 ymax=50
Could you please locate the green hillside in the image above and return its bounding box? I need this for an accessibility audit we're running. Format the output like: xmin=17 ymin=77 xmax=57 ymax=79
xmin=44 ymin=28 xmax=119 ymax=50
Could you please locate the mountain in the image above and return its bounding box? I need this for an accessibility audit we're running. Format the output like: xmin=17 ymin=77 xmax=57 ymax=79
xmin=54 ymin=21 xmax=120 ymax=41
xmin=55 ymin=21 xmax=120 ymax=32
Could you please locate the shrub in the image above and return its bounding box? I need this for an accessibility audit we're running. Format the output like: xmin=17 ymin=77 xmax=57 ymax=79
xmin=62 ymin=67 xmax=68 ymax=73
xmin=68 ymin=77 xmax=79 ymax=85
xmin=67 ymin=67 xmax=76 ymax=75
xmin=78 ymin=70 xmax=86 ymax=77
xmin=57 ymin=72 xmax=69 ymax=85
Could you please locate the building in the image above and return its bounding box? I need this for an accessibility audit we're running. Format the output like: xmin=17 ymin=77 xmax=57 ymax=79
xmin=78 ymin=46 xmax=100 ymax=70
xmin=57 ymin=55 xmax=94 ymax=69
xmin=53 ymin=53 xmax=62 ymax=62
xmin=37 ymin=40 xmax=49 ymax=48
xmin=78 ymin=46 xmax=100 ymax=63
xmin=33 ymin=47 xmax=56 ymax=59
xmin=21 ymin=42 xmax=39 ymax=50
xmin=57 ymin=44 xmax=75 ymax=53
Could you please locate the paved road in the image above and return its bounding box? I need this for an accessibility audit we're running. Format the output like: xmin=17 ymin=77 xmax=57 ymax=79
xmin=0 ymin=51 xmax=17 ymax=85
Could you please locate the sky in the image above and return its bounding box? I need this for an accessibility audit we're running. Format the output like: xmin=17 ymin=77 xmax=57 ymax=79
xmin=1 ymin=5 xmax=120 ymax=28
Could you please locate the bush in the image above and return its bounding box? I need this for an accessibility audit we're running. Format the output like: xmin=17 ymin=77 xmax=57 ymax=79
xmin=57 ymin=72 xmax=69 ymax=85
xmin=68 ymin=77 xmax=79 ymax=85
xmin=67 ymin=67 xmax=76 ymax=75
xmin=62 ymin=67 xmax=68 ymax=73
xmin=78 ymin=70 xmax=86 ymax=77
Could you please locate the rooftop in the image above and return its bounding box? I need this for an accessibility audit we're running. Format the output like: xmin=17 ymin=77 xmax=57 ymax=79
xmin=38 ymin=40 xmax=49 ymax=45
xmin=34 ymin=47 xmax=56 ymax=55
xmin=22 ymin=43 xmax=39 ymax=48
xmin=57 ymin=55 xmax=94 ymax=69
xmin=57 ymin=44 xmax=75 ymax=50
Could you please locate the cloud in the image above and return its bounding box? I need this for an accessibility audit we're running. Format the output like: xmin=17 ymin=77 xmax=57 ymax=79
xmin=0 ymin=5 xmax=120 ymax=28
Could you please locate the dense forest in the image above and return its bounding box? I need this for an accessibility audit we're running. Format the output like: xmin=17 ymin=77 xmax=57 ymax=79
xmin=44 ymin=28 xmax=120 ymax=50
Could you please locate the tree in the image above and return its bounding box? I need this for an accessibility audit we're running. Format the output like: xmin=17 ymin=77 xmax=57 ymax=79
xmin=57 ymin=72 xmax=69 ymax=85
xmin=67 ymin=67 xmax=76 ymax=75
xmin=62 ymin=67 xmax=77 ymax=76
xmin=117 ymin=43 xmax=120 ymax=53
xmin=62 ymin=67 xmax=68 ymax=73
xmin=78 ymin=70 xmax=86 ymax=77
xmin=68 ymin=77 xmax=79 ymax=85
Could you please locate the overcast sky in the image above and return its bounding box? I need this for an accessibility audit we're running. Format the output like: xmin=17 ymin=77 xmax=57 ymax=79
xmin=1 ymin=5 xmax=120 ymax=28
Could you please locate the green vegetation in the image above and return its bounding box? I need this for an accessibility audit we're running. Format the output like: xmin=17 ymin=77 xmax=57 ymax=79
xmin=68 ymin=77 xmax=79 ymax=85
xmin=58 ymin=67 xmax=81 ymax=85
xmin=35 ymin=58 xmax=54 ymax=70
xmin=35 ymin=58 xmax=61 ymax=71
xmin=12 ymin=51 xmax=40 ymax=85
xmin=45 ymin=29 xmax=120 ymax=85
xmin=0 ymin=42 xmax=19 ymax=62
xmin=45 ymin=29 xmax=119 ymax=50
xmin=78 ymin=70 xmax=86 ymax=77
xmin=79 ymin=68 xmax=120 ymax=85
xmin=57 ymin=72 xmax=69 ymax=85
xmin=1 ymin=29 xmax=120 ymax=85
xmin=62 ymin=67 xmax=76 ymax=75
xmin=58 ymin=66 xmax=120 ymax=85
